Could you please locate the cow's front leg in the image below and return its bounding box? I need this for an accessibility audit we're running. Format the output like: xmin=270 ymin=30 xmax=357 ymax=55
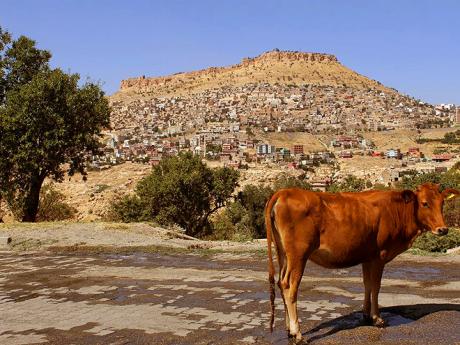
xmin=370 ymin=260 xmax=385 ymax=327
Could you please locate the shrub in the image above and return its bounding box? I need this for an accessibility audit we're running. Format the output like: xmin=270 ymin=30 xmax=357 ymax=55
xmin=238 ymin=184 xmax=274 ymax=238
xmin=412 ymin=230 xmax=460 ymax=253
xmin=210 ymin=203 xmax=253 ymax=241
xmin=36 ymin=184 xmax=77 ymax=221
xmin=327 ymin=175 xmax=367 ymax=192
xmin=273 ymin=173 xmax=311 ymax=191
xmin=107 ymin=194 xmax=146 ymax=223
xmin=210 ymin=174 xmax=310 ymax=240
xmin=444 ymin=198 xmax=460 ymax=227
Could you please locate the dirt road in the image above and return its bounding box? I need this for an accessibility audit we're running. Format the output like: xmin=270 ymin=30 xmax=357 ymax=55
xmin=0 ymin=250 xmax=459 ymax=344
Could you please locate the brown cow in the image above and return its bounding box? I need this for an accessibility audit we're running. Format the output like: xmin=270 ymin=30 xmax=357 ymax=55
xmin=265 ymin=183 xmax=459 ymax=341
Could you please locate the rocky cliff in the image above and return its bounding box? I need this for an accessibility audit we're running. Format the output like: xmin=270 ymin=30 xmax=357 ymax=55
xmin=113 ymin=50 xmax=387 ymax=100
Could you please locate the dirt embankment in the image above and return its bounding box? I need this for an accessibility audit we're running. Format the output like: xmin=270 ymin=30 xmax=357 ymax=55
xmin=0 ymin=222 xmax=266 ymax=254
xmin=1 ymin=222 xmax=459 ymax=264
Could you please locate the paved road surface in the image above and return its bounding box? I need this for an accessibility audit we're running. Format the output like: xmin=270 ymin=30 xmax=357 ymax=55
xmin=0 ymin=251 xmax=459 ymax=344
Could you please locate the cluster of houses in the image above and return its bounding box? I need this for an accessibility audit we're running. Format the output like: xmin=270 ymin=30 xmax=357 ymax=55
xmin=100 ymin=87 xmax=459 ymax=189
xmin=94 ymin=130 xmax=334 ymax=171
xmin=109 ymin=83 xmax=454 ymax=140
xmin=92 ymin=127 xmax=458 ymax=191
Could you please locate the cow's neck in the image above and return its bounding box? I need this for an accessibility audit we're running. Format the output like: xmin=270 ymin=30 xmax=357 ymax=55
xmin=398 ymin=199 xmax=421 ymax=244
xmin=380 ymin=198 xmax=421 ymax=261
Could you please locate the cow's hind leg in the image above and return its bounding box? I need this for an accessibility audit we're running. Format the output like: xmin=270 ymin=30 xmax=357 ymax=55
xmin=279 ymin=246 xmax=311 ymax=341
xmin=277 ymin=251 xmax=290 ymax=332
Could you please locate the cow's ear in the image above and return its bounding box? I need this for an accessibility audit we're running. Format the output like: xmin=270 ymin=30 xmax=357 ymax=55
xmin=402 ymin=190 xmax=416 ymax=203
xmin=442 ymin=188 xmax=460 ymax=200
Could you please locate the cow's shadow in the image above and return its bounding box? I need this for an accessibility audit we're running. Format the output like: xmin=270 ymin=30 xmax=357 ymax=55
xmin=304 ymin=303 xmax=460 ymax=343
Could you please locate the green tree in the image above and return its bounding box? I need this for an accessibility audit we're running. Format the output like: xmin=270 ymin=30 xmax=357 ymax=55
xmin=0 ymin=28 xmax=110 ymax=221
xmin=395 ymin=169 xmax=460 ymax=191
xmin=111 ymin=152 xmax=239 ymax=237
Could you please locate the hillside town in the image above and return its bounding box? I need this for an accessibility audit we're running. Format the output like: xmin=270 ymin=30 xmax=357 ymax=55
xmin=94 ymin=100 xmax=459 ymax=191
xmin=110 ymin=83 xmax=453 ymax=134
xmin=95 ymin=49 xmax=460 ymax=191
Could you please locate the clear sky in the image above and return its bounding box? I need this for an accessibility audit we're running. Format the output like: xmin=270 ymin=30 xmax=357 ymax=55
xmin=1 ymin=0 xmax=459 ymax=104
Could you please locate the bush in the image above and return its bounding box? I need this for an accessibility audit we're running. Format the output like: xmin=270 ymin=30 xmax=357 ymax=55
xmin=444 ymin=198 xmax=460 ymax=227
xmin=210 ymin=174 xmax=311 ymax=240
xmin=107 ymin=194 xmax=146 ymax=223
xmin=210 ymin=203 xmax=253 ymax=241
xmin=396 ymin=167 xmax=460 ymax=191
xmin=327 ymin=175 xmax=367 ymax=192
xmin=238 ymin=184 xmax=274 ymax=238
xmin=36 ymin=184 xmax=77 ymax=221
xmin=273 ymin=173 xmax=311 ymax=191
xmin=412 ymin=230 xmax=460 ymax=253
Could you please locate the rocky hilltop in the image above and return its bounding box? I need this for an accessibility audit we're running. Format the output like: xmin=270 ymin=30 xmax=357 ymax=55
xmin=113 ymin=50 xmax=387 ymax=100
xmin=109 ymin=50 xmax=446 ymax=133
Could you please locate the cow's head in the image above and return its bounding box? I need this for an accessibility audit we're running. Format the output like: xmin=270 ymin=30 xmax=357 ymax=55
xmin=403 ymin=183 xmax=460 ymax=236
xmin=403 ymin=183 xmax=459 ymax=236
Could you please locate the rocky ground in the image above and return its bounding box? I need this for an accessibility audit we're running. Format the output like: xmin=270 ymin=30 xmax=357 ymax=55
xmin=0 ymin=223 xmax=459 ymax=344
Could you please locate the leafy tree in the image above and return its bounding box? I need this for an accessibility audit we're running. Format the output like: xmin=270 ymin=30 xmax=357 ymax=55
xmin=108 ymin=194 xmax=145 ymax=223
xmin=0 ymin=28 xmax=110 ymax=221
xmin=111 ymin=152 xmax=239 ymax=237
xmin=211 ymin=202 xmax=253 ymax=241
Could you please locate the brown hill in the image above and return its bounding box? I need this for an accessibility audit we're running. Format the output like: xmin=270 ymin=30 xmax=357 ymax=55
xmin=112 ymin=50 xmax=390 ymax=100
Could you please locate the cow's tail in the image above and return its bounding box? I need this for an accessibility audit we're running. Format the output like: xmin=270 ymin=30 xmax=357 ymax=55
xmin=265 ymin=193 xmax=278 ymax=333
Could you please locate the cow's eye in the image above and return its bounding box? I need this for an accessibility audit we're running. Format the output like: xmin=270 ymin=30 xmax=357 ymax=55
xmin=422 ymin=202 xmax=429 ymax=208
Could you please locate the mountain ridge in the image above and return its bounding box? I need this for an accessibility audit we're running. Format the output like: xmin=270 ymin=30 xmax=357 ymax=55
xmin=112 ymin=50 xmax=391 ymax=100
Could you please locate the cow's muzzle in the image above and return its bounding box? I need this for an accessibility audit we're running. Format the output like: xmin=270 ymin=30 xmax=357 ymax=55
xmin=433 ymin=227 xmax=449 ymax=236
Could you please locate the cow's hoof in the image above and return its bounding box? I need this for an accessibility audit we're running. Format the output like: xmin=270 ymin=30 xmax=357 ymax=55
xmin=295 ymin=332 xmax=303 ymax=342
xmin=362 ymin=314 xmax=373 ymax=325
xmin=373 ymin=317 xmax=386 ymax=328
xmin=287 ymin=331 xmax=303 ymax=343
xmin=288 ymin=333 xmax=303 ymax=343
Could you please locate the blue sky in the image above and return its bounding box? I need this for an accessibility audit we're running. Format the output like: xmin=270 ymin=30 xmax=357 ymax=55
xmin=1 ymin=0 xmax=458 ymax=104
